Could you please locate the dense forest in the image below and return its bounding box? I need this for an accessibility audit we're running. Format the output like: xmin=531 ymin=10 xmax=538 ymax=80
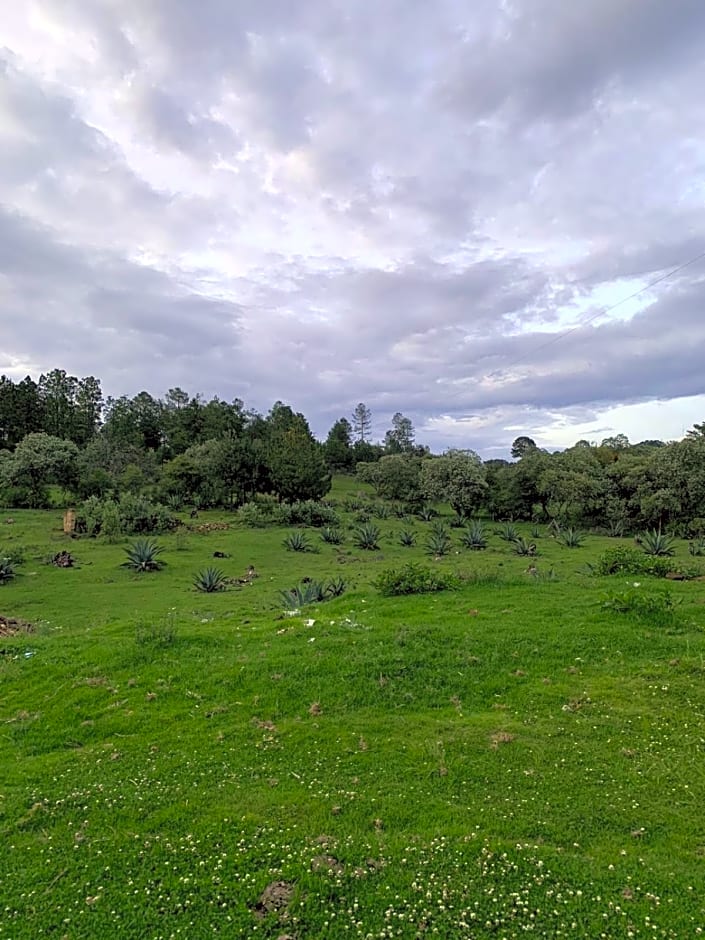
xmin=1 ymin=369 xmax=705 ymax=535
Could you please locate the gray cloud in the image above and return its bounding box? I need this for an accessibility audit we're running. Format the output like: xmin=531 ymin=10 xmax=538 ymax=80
xmin=1 ymin=1 xmax=705 ymax=456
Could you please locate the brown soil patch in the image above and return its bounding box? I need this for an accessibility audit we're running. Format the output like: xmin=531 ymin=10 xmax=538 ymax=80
xmin=0 ymin=615 xmax=35 ymax=637
xmin=254 ymin=881 xmax=295 ymax=919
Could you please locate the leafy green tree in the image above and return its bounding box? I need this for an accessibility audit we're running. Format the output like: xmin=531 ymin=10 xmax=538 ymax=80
xmin=0 ymin=432 xmax=79 ymax=507
xmin=357 ymin=455 xmax=423 ymax=504
xmin=268 ymin=412 xmax=331 ymax=502
xmin=324 ymin=418 xmax=354 ymax=472
xmin=420 ymin=450 xmax=487 ymax=515
xmin=384 ymin=412 xmax=415 ymax=454
xmin=510 ymin=436 xmax=537 ymax=460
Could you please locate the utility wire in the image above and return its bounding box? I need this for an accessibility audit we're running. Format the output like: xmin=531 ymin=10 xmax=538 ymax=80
xmin=486 ymin=246 xmax=705 ymax=380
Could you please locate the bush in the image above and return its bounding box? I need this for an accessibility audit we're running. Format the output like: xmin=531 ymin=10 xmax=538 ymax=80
xmin=593 ymin=547 xmax=676 ymax=578
xmin=77 ymin=495 xmax=178 ymax=537
xmin=278 ymin=500 xmax=340 ymax=527
xmin=237 ymin=502 xmax=272 ymax=527
xmin=602 ymin=587 xmax=678 ymax=627
xmin=374 ymin=563 xmax=459 ymax=597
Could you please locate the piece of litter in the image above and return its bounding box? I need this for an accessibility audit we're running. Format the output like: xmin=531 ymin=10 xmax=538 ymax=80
xmin=304 ymin=618 xmax=316 ymax=627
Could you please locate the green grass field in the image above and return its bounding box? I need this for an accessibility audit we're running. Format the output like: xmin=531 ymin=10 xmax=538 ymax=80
xmin=1 ymin=480 xmax=704 ymax=938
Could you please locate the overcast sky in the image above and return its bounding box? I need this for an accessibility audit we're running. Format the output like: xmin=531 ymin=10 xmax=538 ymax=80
xmin=2 ymin=1 xmax=705 ymax=456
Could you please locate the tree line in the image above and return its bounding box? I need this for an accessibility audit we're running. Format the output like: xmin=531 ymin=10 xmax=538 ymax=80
xmin=1 ymin=369 xmax=705 ymax=533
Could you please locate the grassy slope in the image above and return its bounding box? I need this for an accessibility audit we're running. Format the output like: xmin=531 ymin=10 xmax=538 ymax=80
xmin=0 ymin=481 xmax=704 ymax=938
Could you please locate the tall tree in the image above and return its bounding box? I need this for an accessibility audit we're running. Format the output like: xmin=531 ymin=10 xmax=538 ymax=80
xmin=268 ymin=413 xmax=331 ymax=502
xmin=324 ymin=418 xmax=354 ymax=472
xmin=510 ymin=436 xmax=537 ymax=460
xmin=351 ymin=403 xmax=372 ymax=443
xmin=384 ymin=412 xmax=415 ymax=454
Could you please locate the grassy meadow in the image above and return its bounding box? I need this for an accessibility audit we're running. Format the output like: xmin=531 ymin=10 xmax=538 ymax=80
xmin=1 ymin=476 xmax=705 ymax=938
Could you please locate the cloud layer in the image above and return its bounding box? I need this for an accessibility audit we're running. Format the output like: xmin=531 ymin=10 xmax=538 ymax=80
xmin=2 ymin=1 xmax=705 ymax=454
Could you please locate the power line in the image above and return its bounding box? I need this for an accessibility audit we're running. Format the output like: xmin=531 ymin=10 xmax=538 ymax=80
xmin=486 ymin=246 xmax=705 ymax=380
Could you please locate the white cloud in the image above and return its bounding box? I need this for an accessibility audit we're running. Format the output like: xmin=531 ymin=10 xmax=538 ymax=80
xmin=1 ymin=0 xmax=704 ymax=457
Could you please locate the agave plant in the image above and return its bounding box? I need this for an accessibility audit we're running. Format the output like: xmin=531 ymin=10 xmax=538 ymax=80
xmin=193 ymin=566 xmax=228 ymax=593
xmin=425 ymin=528 xmax=453 ymax=557
xmin=353 ymin=523 xmax=382 ymax=550
xmin=689 ymin=538 xmax=705 ymax=557
xmin=459 ymin=521 xmax=487 ymax=551
xmin=372 ymin=503 xmax=390 ymax=519
xmin=607 ymin=519 xmax=625 ymax=538
xmin=496 ymin=522 xmax=519 ymax=542
xmin=320 ymin=526 xmax=344 ymax=545
xmin=417 ymin=506 xmax=437 ymax=522
xmin=530 ymin=524 xmax=542 ymax=539
xmin=450 ymin=511 xmax=468 ymax=529
xmin=283 ymin=530 xmax=314 ymax=553
xmin=513 ymin=537 xmax=538 ymax=557
xmin=279 ymin=580 xmax=326 ymax=609
xmin=0 ymin=557 xmax=16 ymax=584
xmin=123 ymin=539 xmax=164 ymax=572
xmin=640 ymin=529 xmax=675 ymax=556
xmin=399 ymin=528 xmax=417 ymax=547
xmin=558 ymin=527 xmax=586 ymax=548
xmin=326 ymin=576 xmax=347 ymax=598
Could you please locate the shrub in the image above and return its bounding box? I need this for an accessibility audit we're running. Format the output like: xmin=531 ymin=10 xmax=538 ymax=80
xmin=374 ymin=563 xmax=459 ymax=597
xmin=77 ymin=495 xmax=177 ymax=537
xmin=353 ymin=523 xmax=381 ymax=550
xmin=283 ymin=530 xmax=315 ymax=553
xmin=559 ymin=527 xmax=585 ymax=548
xmin=459 ymin=521 xmax=487 ymax=551
xmin=641 ymin=529 xmax=676 ymax=556
xmin=0 ymin=557 xmax=16 ymax=584
xmin=193 ymin=567 xmax=228 ymax=593
xmin=123 ymin=539 xmax=164 ymax=572
xmin=399 ymin=529 xmax=417 ymax=547
xmin=279 ymin=500 xmax=340 ymax=527
xmin=100 ymin=500 xmax=124 ymax=542
xmin=320 ymin=526 xmax=344 ymax=545
xmin=602 ymin=587 xmax=678 ymax=627
xmin=237 ymin=502 xmax=272 ymax=527
xmin=593 ymin=547 xmax=679 ymax=578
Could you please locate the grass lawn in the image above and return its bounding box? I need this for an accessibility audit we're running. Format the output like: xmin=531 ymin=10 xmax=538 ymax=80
xmin=1 ymin=482 xmax=704 ymax=938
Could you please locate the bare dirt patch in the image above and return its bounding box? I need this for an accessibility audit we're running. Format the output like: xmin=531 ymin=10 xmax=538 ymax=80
xmin=0 ymin=615 xmax=35 ymax=637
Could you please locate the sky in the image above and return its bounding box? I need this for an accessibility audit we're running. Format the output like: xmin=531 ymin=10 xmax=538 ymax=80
xmin=1 ymin=1 xmax=705 ymax=457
